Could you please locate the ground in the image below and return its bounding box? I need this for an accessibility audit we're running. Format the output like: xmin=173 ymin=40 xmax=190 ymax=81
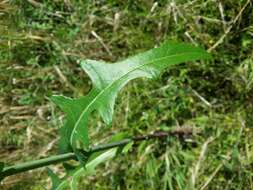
xmin=0 ymin=0 xmax=253 ymax=189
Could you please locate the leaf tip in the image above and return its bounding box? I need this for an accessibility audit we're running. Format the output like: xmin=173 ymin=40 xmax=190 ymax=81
xmin=50 ymin=95 xmax=73 ymax=106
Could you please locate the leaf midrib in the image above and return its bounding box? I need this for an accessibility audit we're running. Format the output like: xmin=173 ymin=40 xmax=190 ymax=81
xmin=70 ymin=51 xmax=204 ymax=147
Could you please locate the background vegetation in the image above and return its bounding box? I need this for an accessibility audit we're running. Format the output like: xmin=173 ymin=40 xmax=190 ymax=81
xmin=0 ymin=0 xmax=253 ymax=189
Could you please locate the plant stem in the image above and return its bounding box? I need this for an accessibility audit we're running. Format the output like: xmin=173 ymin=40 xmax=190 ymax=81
xmin=0 ymin=139 xmax=132 ymax=180
xmin=1 ymin=153 xmax=76 ymax=179
xmin=1 ymin=128 xmax=194 ymax=180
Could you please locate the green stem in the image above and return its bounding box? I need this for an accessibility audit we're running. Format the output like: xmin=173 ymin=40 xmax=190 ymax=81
xmin=1 ymin=130 xmax=191 ymax=180
xmin=1 ymin=139 xmax=132 ymax=180
xmin=1 ymin=153 xmax=76 ymax=179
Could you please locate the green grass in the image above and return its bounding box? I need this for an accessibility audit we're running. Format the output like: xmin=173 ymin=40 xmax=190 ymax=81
xmin=0 ymin=0 xmax=253 ymax=189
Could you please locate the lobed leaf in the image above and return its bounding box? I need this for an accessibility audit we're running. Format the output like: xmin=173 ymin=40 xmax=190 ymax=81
xmin=51 ymin=41 xmax=211 ymax=160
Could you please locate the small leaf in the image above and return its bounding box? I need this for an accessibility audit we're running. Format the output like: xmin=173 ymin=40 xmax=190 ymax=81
xmin=62 ymin=163 xmax=78 ymax=175
xmin=47 ymin=168 xmax=64 ymax=190
xmin=122 ymin=141 xmax=134 ymax=154
xmin=70 ymin=148 xmax=117 ymax=190
xmin=110 ymin=132 xmax=129 ymax=142
xmin=52 ymin=41 xmax=211 ymax=161
xmin=51 ymin=149 xmax=117 ymax=190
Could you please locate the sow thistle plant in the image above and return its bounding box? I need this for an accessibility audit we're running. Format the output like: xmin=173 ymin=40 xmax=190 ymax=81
xmin=0 ymin=41 xmax=211 ymax=189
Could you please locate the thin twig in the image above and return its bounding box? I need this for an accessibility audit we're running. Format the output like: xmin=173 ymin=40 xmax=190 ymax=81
xmin=208 ymin=0 xmax=251 ymax=52
xmin=191 ymin=137 xmax=214 ymax=188
xmin=218 ymin=1 xmax=227 ymax=32
xmin=192 ymin=89 xmax=212 ymax=107
xmin=26 ymin=0 xmax=42 ymax=7
xmin=91 ymin=31 xmax=112 ymax=56
xmin=200 ymin=151 xmax=231 ymax=190
xmin=53 ymin=65 xmax=77 ymax=94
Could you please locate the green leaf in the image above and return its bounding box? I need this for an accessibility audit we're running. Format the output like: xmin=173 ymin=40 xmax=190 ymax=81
xmin=50 ymin=149 xmax=117 ymax=190
xmin=62 ymin=163 xmax=79 ymax=175
xmin=51 ymin=41 xmax=211 ymax=158
xmin=122 ymin=141 xmax=134 ymax=154
xmin=47 ymin=168 xmax=63 ymax=190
